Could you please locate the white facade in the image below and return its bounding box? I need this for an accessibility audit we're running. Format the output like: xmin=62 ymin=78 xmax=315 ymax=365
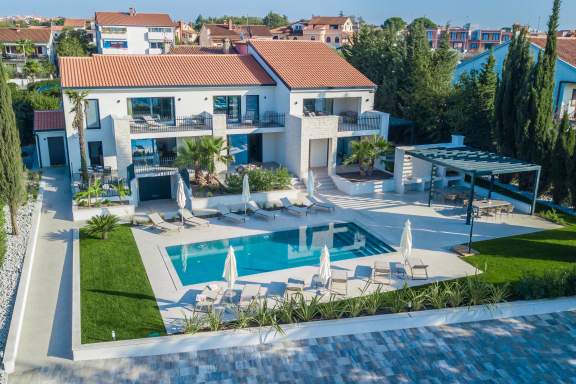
xmin=96 ymin=25 xmax=174 ymax=55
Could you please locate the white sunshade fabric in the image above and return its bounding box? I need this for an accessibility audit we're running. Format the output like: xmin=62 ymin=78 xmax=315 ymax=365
xmin=176 ymin=175 xmax=186 ymax=225
xmin=223 ymin=246 xmax=238 ymax=288
xmin=400 ymin=219 xmax=412 ymax=262
xmin=319 ymin=244 xmax=331 ymax=285
xmin=307 ymin=170 xmax=315 ymax=198
xmin=242 ymin=173 xmax=251 ymax=214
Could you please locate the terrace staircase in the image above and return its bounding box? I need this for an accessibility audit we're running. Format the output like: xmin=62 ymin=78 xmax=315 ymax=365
xmin=311 ymin=168 xmax=337 ymax=194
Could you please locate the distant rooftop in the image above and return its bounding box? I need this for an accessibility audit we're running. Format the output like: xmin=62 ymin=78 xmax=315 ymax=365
xmin=0 ymin=27 xmax=51 ymax=43
xmin=63 ymin=18 xmax=88 ymax=28
xmin=309 ymin=16 xmax=350 ymax=25
xmin=34 ymin=110 xmax=65 ymax=131
xmin=531 ymin=37 xmax=576 ymax=68
xmin=169 ymin=45 xmax=234 ymax=55
xmin=95 ymin=9 xmax=173 ymax=27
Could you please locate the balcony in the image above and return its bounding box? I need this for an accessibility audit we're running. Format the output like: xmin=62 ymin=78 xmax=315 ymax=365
xmin=338 ymin=114 xmax=382 ymax=132
xmin=130 ymin=115 xmax=213 ymax=135
xmin=2 ymin=52 xmax=48 ymax=61
xmin=226 ymin=112 xmax=285 ymax=129
xmin=132 ymin=154 xmax=178 ymax=176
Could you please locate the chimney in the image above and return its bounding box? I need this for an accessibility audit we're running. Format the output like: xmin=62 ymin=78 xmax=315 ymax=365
xmin=128 ymin=7 xmax=136 ymax=16
xmin=451 ymin=134 xmax=465 ymax=147
xmin=223 ymin=38 xmax=231 ymax=54
xmin=227 ymin=19 xmax=233 ymax=30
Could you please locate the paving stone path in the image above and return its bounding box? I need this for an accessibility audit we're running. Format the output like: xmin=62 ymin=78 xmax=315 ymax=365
xmin=10 ymin=310 xmax=576 ymax=383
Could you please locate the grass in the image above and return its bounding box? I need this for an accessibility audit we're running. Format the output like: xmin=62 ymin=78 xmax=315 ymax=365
xmin=80 ymin=224 xmax=166 ymax=343
xmin=464 ymin=214 xmax=576 ymax=285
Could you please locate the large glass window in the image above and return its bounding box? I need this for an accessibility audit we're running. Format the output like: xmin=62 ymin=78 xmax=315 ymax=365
xmin=85 ymin=99 xmax=100 ymax=129
xmin=127 ymin=97 xmax=175 ymax=122
xmin=131 ymin=138 xmax=177 ymax=166
xmin=245 ymin=95 xmax=259 ymax=121
xmin=149 ymin=27 xmax=172 ymax=33
xmin=88 ymin=141 xmax=103 ymax=166
xmin=303 ymin=98 xmax=334 ymax=116
xmin=149 ymin=41 xmax=165 ymax=49
xmin=213 ymin=96 xmax=241 ymax=122
xmin=228 ymin=134 xmax=262 ymax=166
xmin=101 ymin=27 xmax=127 ymax=34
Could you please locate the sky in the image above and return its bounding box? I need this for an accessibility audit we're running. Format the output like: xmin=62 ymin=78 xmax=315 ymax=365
xmin=4 ymin=0 xmax=576 ymax=30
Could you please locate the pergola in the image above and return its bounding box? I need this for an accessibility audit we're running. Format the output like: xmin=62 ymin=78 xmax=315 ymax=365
xmin=406 ymin=146 xmax=541 ymax=225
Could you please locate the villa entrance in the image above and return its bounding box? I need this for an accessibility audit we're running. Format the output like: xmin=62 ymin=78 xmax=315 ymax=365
xmin=138 ymin=176 xmax=172 ymax=201
xmin=309 ymin=138 xmax=329 ymax=168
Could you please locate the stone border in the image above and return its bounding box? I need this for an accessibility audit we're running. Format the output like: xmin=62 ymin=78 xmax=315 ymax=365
xmin=71 ymin=229 xmax=81 ymax=355
xmin=2 ymin=180 xmax=45 ymax=374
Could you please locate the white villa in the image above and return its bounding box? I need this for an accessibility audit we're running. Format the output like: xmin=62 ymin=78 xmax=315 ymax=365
xmin=51 ymin=40 xmax=388 ymax=204
xmin=95 ymin=8 xmax=175 ymax=55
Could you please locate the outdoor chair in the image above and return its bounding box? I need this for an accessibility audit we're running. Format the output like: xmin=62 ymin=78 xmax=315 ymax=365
xmin=404 ymin=257 xmax=429 ymax=280
xmin=280 ymin=197 xmax=308 ymax=216
xmin=217 ymin=205 xmax=247 ymax=223
xmin=372 ymin=261 xmax=392 ymax=285
xmin=148 ymin=212 xmax=179 ymax=232
xmin=308 ymin=196 xmax=336 ymax=212
xmin=195 ymin=284 xmax=223 ymax=312
xmin=142 ymin=115 xmax=162 ymax=127
xmin=285 ymin=279 xmax=305 ymax=299
xmin=248 ymin=201 xmax=278 ymax=221
xmin=329 ymin=269 xmax=348 ymax=296
xmin=180 ymin=209 xmax=210 ymax=227
xmin=239 ymin=285 xmax=262 ymax=307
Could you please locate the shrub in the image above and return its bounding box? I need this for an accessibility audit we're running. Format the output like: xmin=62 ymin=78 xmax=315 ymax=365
xmin=84 ymin=214 xmax=120 ymax=240
xmin=538 ymin=209 xmax=567 ymax=226
xmin=226 ymin=167 xmax=291 ymax=193
xmin=514 ymin=267 xmax=576 ymax=300
xmin=0 ymin=203 xmax=5 ymax=265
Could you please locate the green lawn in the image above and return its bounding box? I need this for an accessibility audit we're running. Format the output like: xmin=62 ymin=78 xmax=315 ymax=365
xmin=80 ymin=225 xmax=166 ymax=343
xmin=465 ymin=215 xmax=576 ymax=285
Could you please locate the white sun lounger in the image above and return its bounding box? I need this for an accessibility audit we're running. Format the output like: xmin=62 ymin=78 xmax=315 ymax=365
xmin=308 ymin=196 xmax=336 ymax=212
xmin=142 ymin=115 xmax=162 ymax=127
xmin=180 ymin=209 xmax=210 ymax=227
xmin=248 ymin=201 xmax=278 ymax=221
xmin=195 ymin=284 xmax=223 ymax=312
xmin=330 ymin=269 xmax=348 ymax=296
xmin=217 ymin=205 xmax=246 ymax=223
xmin=405 ymin=257 xmax=429 ymax=280
xmin=281 ymin=197 xmax=308 ymax=216
xmin=372 ymin=261 xmax=392 ymax=285
xmin=148 ymin=212 xmax=179 ymax=232
xmin=239 ymin=284 xmax=261 ymax=307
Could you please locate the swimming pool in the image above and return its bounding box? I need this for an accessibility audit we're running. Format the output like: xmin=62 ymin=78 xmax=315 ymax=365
xmin=165 ymin=222 xmax=394 ymax=286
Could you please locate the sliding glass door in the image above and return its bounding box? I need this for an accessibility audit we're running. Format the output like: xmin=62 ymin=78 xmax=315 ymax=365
xmin=213 ymin=96 xmax=241 ymax=123
xmin=127 ymin=97 xmax=175 ymax=123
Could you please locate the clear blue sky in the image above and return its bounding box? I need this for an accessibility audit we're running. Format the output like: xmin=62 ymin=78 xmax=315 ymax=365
xmin=4 ymin=0 xmax=575 ymax=30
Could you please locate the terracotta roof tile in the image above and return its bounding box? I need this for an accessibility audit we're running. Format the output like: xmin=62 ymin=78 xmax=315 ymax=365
xmin=204 ymin=24 xmax=241 ymax=38
xmin=309 ymin=16 xmax=350 ymax=25
xmin=64 ymin=18 xmax=88 ymax=27
xmin=95 ymin=12 xmax=173 ymax=27
xmin=169 ymin=45 xmax=234 ymax=54
xmin=237 ymin=25 xmax=272 ymax=37
xmin=59 ymin=54 xmax=275 ymax=88
xmin=34 ymin=110 xmax=65 ymax=131
xmin=249 ymin=40 xmax=375 ymax=90
xmin=531 ymin=37 xmax=576 ymax=68
xmin=0 ymin=28 xmax=51 ymax=43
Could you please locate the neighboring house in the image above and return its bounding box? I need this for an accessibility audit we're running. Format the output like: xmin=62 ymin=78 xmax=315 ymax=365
xmin=0 ymin=27 xmax=54 ymax=74
xmin=34 ymin=110 xmax=68 ymax=168
xmin=55 ymin=40 xmax=388 ymax=204
xmin=454 ymin=37 xmax=576 ymax=120
xmin=302 ymin=16 xmax=354 ymax=48
xmin=427 ymin=25 xmax=513 ymax=54
xmin=63 ymin=18 xmax=96 ymax=44
xmin=174 ymin=21 xmax=197 ymax=44
xmin=271 ymin=19 xmax=309 ymax=41
xmin=199 ymin=20 xmax=272 ymax=47
xmin=169 ymin=45 xmax=233 ymax=54
xmin=95 ymin=8 xmax=174 ymax=55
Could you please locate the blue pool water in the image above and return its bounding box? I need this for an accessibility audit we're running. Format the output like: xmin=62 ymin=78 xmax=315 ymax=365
xmin=165 ymin=222 xmax=394 ymax=286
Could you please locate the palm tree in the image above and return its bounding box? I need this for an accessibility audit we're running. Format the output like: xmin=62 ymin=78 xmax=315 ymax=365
xmin=174 ymin=138 xmax=205 ymax=185
xmin=199 ymin=136 xmax=233 ymax=184
xmin=23 ymin=60 xmax=43 ymax=83
xmin=85 ymin=214 xmax=119 ymax=240
xmin=16 ymin=39 xmax=34 ymax=64
xmin=344 ymin=135 xmax=392 ymax=176
xmin=65 ymin=90 xmax=90 ymax=183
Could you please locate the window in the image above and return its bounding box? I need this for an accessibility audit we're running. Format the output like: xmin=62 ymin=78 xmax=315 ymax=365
xmin=213 ymin=96 xmax=241 ymax=122
xmin=427 ymin=31 xmax=433 ymax=40
xmin=148 ymin=27 xmax=172 ymax=33
xmin=88 ymin=141 xmax=103 ymax=167
xmin=493 ymin=33 xmax=500 ymax=40
xmin=470 ymin=42 xmax=479 ymax=49
xmin=103 ymin=40 xmax=128 ymax=49
xmin=503 ymin=34 xmax=511 ymax=42
xmin=482 ymin=33 xmax=490 ymax=41
xmin=335 ymin=36 xmax=340 ymax=44
xmin=310 ymin=35 xmax=316 ymax=41
xmin=245 ymin=95 xmax=259 ymax=120
xmin=571 ymin=89 xmax=576 ymax=105
xmin=127 ymin=97 xmax=175 ymax=122
xmin=101 ymin=27 xmax=127 ymax=34
xmin=450 ymin=32 xmax=457 ymax=40
xmin=303 ymin=98 xmax=334 ymax=116
xmin=149 ymin=41 xmax=164 ymax=49
xmin=326 ymin=36 xmax=331 ymax=43
xmin=85 ymin=99 xmax=100 ymax=129
xmin=330 ymin=24 xmax=339 ymax=30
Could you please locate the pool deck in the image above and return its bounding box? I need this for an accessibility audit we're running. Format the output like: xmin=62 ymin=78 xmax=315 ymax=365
xmin=131 ymin=190 xmax=558 ymax=334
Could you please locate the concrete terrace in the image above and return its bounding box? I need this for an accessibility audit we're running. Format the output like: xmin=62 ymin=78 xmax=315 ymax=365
xmin=131 ymin=190 xmax=558 ymax=333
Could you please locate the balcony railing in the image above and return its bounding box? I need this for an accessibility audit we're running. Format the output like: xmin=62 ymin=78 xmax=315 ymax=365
xmin=133 ymin=154 xmax=178 ymax=175
xmin=130 ymin=115 xmax=213 ymax=134
xmin=226 ymin=112 xmax=285 ymax=129
xmin=2 ymin=52 xmax=48 ymax=61
xmin=338 ymin=115 xmax=382 ymax=132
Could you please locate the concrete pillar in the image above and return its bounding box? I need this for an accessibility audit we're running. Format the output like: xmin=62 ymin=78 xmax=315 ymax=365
xmin=112 ymin=116 xmax=132 ymax=179
xmin=211 ymin=114 xmax=228 ymax=174
xmin=379 ymin=111 xmax=390 ymax=141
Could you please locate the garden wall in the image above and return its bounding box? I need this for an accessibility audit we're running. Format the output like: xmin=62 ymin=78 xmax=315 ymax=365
xmin=191 ymin=189 xmax=301 ymax=210
xmin=72 ymin=203 xmax=136 ymax=222
xmin=331 ymin=174 xmax=395 ymax=196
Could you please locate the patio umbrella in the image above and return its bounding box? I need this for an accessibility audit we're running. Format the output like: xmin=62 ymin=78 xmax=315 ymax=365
xmin=307 ymin=170 xmax=315 ymax=198
xmin=242 ymin=174 xmax=251 ymax=216
xmin=319 ymin=245 xmax=331 ymax=286
xmin=400 ymin=220 xmax=413 ymax=263
xmin=176 ymin=175 xmax=186 ymax=227
xmin=223 ymin=246 xmax=238 ymax=289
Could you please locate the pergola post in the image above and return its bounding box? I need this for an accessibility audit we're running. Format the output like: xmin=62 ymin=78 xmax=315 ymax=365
xmin=427 ymin=165 xmax=435 ymax=207
xmin=466 ymin=173 xmax=476 ymax=225
xmin=530 ymin=168 xmax=541 ymax=215
xmin=488 ymin=175 xmax=495 ymax=199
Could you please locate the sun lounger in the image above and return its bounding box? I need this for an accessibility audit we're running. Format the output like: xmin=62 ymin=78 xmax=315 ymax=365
xmin=330 ymin=269 xmax=348 ymax=296
xmin=148 ymin=212 xmax=179 ymax=232
xmin=142 ymin=115 xmax=162 ymax=127
xmin=281 ymin=197 xmax=308 ymax=216
xmin=285 ymin=279 xmax=305 ymax=299
xmin=239 ymin=285 xmax=261 ymax=307
xmin=217 ymin=205 xmax=246 ymax=223
xmin=308 ymin=196 xmax=336 ymax=212
xmin=248 ymin=201 xmax=278 ymax=221
xmin=405 ymin=257 xmax=429 ymax=280
xmin=372 ymin=261 xmax=392 ymax=285
xmin=195 ymin=284 xmax=223 ymax=312
xmin=180 ymin=209 xmax=210 ymax=227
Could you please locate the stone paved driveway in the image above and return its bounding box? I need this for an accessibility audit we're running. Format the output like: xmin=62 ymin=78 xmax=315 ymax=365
xmin=10 ymin=311 xmax=576 ymax=383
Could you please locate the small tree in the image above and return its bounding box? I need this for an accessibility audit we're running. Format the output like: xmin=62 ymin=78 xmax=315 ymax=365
xmin=85 ymin=214 xmax=119 ymax=240
xmin=175 ymin=138 xmax=205 ymax=185
xmin=0 ymin=60 xmax=25 ymax=234
xmin=16 ymin=39 xmax=34 ymax=64
xmin=23 ymin=60 xmax=43 ymax=83
xmin=199 ymin=136 xmax=233 ymax=184
xmin=344 ymin=136 xmax=391 ymax=176
xmin=65 ymin=90 xmax=90 ymax=183
xmin=55 ymin=28 xmax=90 ymax=57
xmin=551 ymin=112 xmax=575 ymax=205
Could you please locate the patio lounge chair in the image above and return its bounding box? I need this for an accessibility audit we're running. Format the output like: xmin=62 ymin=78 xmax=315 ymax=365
xmin=330 ymin=269 xmax=348 ymax=296
xmin=248 ymin=201 xmax=278 ymax=221
xmin=195 ymin=284 xmax=223 ymax=312
xmin=148 ymin=212 xmax=179 ymax=232
xmin=308 ymin=196 xmax=336 ymax=212
xmin=142 ymin=115 xmax=161 ymax=127
xmin=280 ymin=197 xmax=308 ymax=216
xmin=372 ymin=261 xmax=392 ymax=285
xmin=217 ymin=205 xmax=246 ymax=223
xmin=239 ymin=284 xmax=261 ymax=307
xmin=285 ymin=279 xmax=305 ymax=299
xmin=180 ymin=209 xmax=210 ymax=227
xmin=405 ymin=257 xmax=429 ymax=280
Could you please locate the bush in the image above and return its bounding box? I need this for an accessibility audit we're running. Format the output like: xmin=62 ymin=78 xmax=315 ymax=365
xmin=0 ymin=203 xmax=5 ymax=266
xmin=538 ymin=209 xmax=567 ymax=226
xmin=513 ymin=267 xmax=576 ymax=300
xmin=84 ymin=214 xmax=120 ymax=240
xmin=226 ymin=167 xmax=291 ymax=193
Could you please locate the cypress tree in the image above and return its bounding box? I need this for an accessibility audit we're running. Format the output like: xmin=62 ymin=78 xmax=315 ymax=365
xmin=475 ymin=50 xmax=498 ymax=150
xmin=551 ymin=112 xmax=575 ymax=204
xmin=0 ymin=60 xmax=25 ymax=235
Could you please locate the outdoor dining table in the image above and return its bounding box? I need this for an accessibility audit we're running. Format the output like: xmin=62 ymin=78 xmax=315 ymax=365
xmin=472 ymin=199 xmax=513 ymax=216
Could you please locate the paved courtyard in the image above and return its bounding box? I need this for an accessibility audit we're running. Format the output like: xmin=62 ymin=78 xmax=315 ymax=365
xmin=10 ymin=310 xmax=576 ymax=383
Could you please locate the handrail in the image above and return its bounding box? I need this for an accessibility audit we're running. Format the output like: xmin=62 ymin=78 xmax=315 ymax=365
xmin=130 ymin=115 xmax=213 ymax=134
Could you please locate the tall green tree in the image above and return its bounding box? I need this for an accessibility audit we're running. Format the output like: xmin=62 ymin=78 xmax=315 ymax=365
xmin=409 ymin=17 xmax=437 ymax=29
xmin=474 ymin=50 xmax=498 ymax=150
xmin=0 ymin=61 xmax=25 ymax=235
xmin=16 ymin=39 xmax=34 ymax=64
xmin=382 ymin=17 xmax=406 ymax=31
xmin=262 ymin=12 xmax=289 ymax=28
xmin=22 ymin=60 xmax=43 ymax=83
xmin=65 ymin=90 xmax=90 ymax=183
xmin=551 ymin=112 xmax=575 ymax=204
xmin=56 ymin=28 xmax=91 ymax=57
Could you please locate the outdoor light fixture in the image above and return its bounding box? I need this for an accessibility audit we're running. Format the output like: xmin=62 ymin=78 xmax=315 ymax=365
xmin=177 ymin=98 xmax=182 ymax=101
xmin=116 ymin=100 xmax=120 ymax=103
xmin=204 ymin=97 xmax=208 ymax=101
